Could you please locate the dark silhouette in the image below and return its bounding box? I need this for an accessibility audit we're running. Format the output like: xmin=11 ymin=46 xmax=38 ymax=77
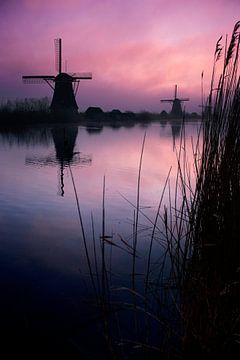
xmin=52 ymin=127 xmax=79 ymax=196
xmin=22 ymin=38 xmax=92 ymax=113
xmin=160 ymin=110 xmax=168 ymax=119
xmin=85 ymin=106 xmax=104 ymax=119
xmin=109 ymin=108 xmax=122 ymax=120
xmin=161 ymin=85 xmax=189 ymax=118
xmin=171 ymin=120 xmax=182 ymax=148
xmin=25 ymin=126 xmax=92 ymax=196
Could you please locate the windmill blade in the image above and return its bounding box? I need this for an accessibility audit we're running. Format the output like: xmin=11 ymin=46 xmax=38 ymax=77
xmin=70 ymin=72 xmax=92 ymax=79
xmin=179 ymin=98 xmax=190 ymax=102
xmin=23 ymin=78 xmax=47 ymax=84
xmin=161 ymin=99 xmax=174 ymax=103
xmin=54 ymin=38 xmax=62 ymax=73
xmin=174 ymin=84 xmax=178 ymax=99
xmin=22 ymin=76 xmax=55 ymax=84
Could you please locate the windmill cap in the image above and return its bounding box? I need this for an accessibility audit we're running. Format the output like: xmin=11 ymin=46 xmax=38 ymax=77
xmin=55 ymin=73 xmax=73 ymax=81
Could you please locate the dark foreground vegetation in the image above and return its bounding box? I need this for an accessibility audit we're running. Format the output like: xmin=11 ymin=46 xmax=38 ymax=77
xmin=180 ymin=21 xmax=240 ymax=358
xmin=72 ymin=21 xmax=240 ymax=359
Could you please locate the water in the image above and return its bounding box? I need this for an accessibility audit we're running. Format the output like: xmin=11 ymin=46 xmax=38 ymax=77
xmin=0 ymin=119 xmax=200 ymax=358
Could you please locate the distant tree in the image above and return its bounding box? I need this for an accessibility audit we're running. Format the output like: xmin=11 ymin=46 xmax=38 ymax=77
xmin=137 ymin=111 xmax=152 ymax=123
xmin=85 ymin=106 xmax=104 ymax=119
xmin=124 ymin=111 xmax=136 ymax=120
xmin=160 ymin=110 xmax=168 ymax=118
xmin=190 ymin=112 xmax=200 ymax=118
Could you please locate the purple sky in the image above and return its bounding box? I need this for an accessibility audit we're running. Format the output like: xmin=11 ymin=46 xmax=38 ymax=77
xmin=0 ymin=0 xmax=239 ymax=112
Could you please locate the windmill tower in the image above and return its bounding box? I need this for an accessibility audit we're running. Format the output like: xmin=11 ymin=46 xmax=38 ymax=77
xmin=22 ymin=38 xmax=92 ymax=113
xmin=160 ymin=85 xmax=189 ymax=118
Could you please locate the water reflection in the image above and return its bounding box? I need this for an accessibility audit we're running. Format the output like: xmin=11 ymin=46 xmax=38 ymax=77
xmin=0 ymin=126 xmax=52 ymax=146
xmin=0 ymin=120 xmax=200 ymax=359
xmin=25 ymin=127 xmax=92 ymax=196
xmin=171 ymin=120 xmax=182 ymax=148
xmin=85 ymin=124 xmax=103 ymax=134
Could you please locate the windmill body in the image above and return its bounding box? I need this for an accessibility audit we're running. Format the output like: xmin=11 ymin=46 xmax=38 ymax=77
xmin=50 ymin=73 xmax=78 ymax=112
xmin=161 ymin=85 xmax=189 ymax=118
xmin=22 ymin=39 xmax=92 ymax=113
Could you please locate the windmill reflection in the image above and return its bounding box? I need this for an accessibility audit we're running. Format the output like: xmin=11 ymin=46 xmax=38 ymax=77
xmin=26 ymin=127 xmax=92 ymax=196
xmin=171 ymin=120 xmax=182 ymax=148
xmin=171 ymin=121 xmax=182 ymax=147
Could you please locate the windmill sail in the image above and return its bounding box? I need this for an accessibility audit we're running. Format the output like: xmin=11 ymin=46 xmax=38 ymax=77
xmin=22 ymin=75 xmax=55 ymax=84
xmin=23 ymin=78 xmax=49 ymax=84
xmin=161 ymin=99 xmax=176 ymax=103
xmin=22 ymin=38 xmax=92 ymax=113
xmin=69 ymin=72 xmax=92 ymax=79
xmin=54 ymin=38 xmax=62 ymax=74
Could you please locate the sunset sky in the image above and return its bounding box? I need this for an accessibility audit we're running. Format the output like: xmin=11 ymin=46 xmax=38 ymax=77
xmin=0 ymin=0 xmax=239 ymax=112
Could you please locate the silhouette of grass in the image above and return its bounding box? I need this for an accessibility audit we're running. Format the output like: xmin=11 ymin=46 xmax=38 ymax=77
xmin=177 ymin=20 xmax=240 ymax=359
xmin=66 ymin=21 xmax=240 ymax=359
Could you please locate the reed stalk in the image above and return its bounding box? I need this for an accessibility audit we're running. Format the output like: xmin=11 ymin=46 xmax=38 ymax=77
xmin=69 ymin=21 xmax=240 ymax=359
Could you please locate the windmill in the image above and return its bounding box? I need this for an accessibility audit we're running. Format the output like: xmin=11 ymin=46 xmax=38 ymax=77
xmin=22 ymin=38 xmax=92 ymax=113
xmin=160 ymin=85 xmax=189 ymax=118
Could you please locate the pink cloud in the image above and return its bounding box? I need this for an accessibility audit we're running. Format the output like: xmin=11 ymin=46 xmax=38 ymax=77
xmin=0 ymin=0 xmax=239 ymax=112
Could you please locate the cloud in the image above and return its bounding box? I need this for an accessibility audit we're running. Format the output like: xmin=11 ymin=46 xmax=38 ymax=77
xmin=0 ymin=0 xmax=239 ymax=111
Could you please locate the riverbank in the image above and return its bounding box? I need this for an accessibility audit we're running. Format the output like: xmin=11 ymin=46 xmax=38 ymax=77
xmin=0 ymin=105 xmax=201 ymax=127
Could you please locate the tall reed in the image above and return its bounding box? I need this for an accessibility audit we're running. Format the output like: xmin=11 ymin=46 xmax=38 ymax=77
xmin=177 ymin=20 xmax=240 ymax=359
xmin=70 ymin=21 xmax=240 ymax=359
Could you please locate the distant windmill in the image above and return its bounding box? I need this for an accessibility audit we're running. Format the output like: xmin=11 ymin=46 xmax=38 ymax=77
xmin=161 ymin=85 xmax=189 ymax=118
xmin=22 ymin=38 xmax=92 ymax=113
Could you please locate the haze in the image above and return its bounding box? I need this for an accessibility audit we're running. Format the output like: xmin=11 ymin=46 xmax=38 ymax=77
xmin=0 ymin=0 xmax=239 ymax=112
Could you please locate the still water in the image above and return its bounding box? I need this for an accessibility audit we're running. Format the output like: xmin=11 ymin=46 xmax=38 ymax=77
xmin=0 ymin=120 xmax=200 ymax=358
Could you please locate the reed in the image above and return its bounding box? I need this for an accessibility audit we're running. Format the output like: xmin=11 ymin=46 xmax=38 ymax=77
xmin=0 ymin=97 xmax=50 ymax=112
xmin=113 ymin=20 xmax=240 ymax=358
xmin=177 ymin=20 xmax=240 ymax=359
xmin=68 ymin=21 xmax=240 ymax=359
